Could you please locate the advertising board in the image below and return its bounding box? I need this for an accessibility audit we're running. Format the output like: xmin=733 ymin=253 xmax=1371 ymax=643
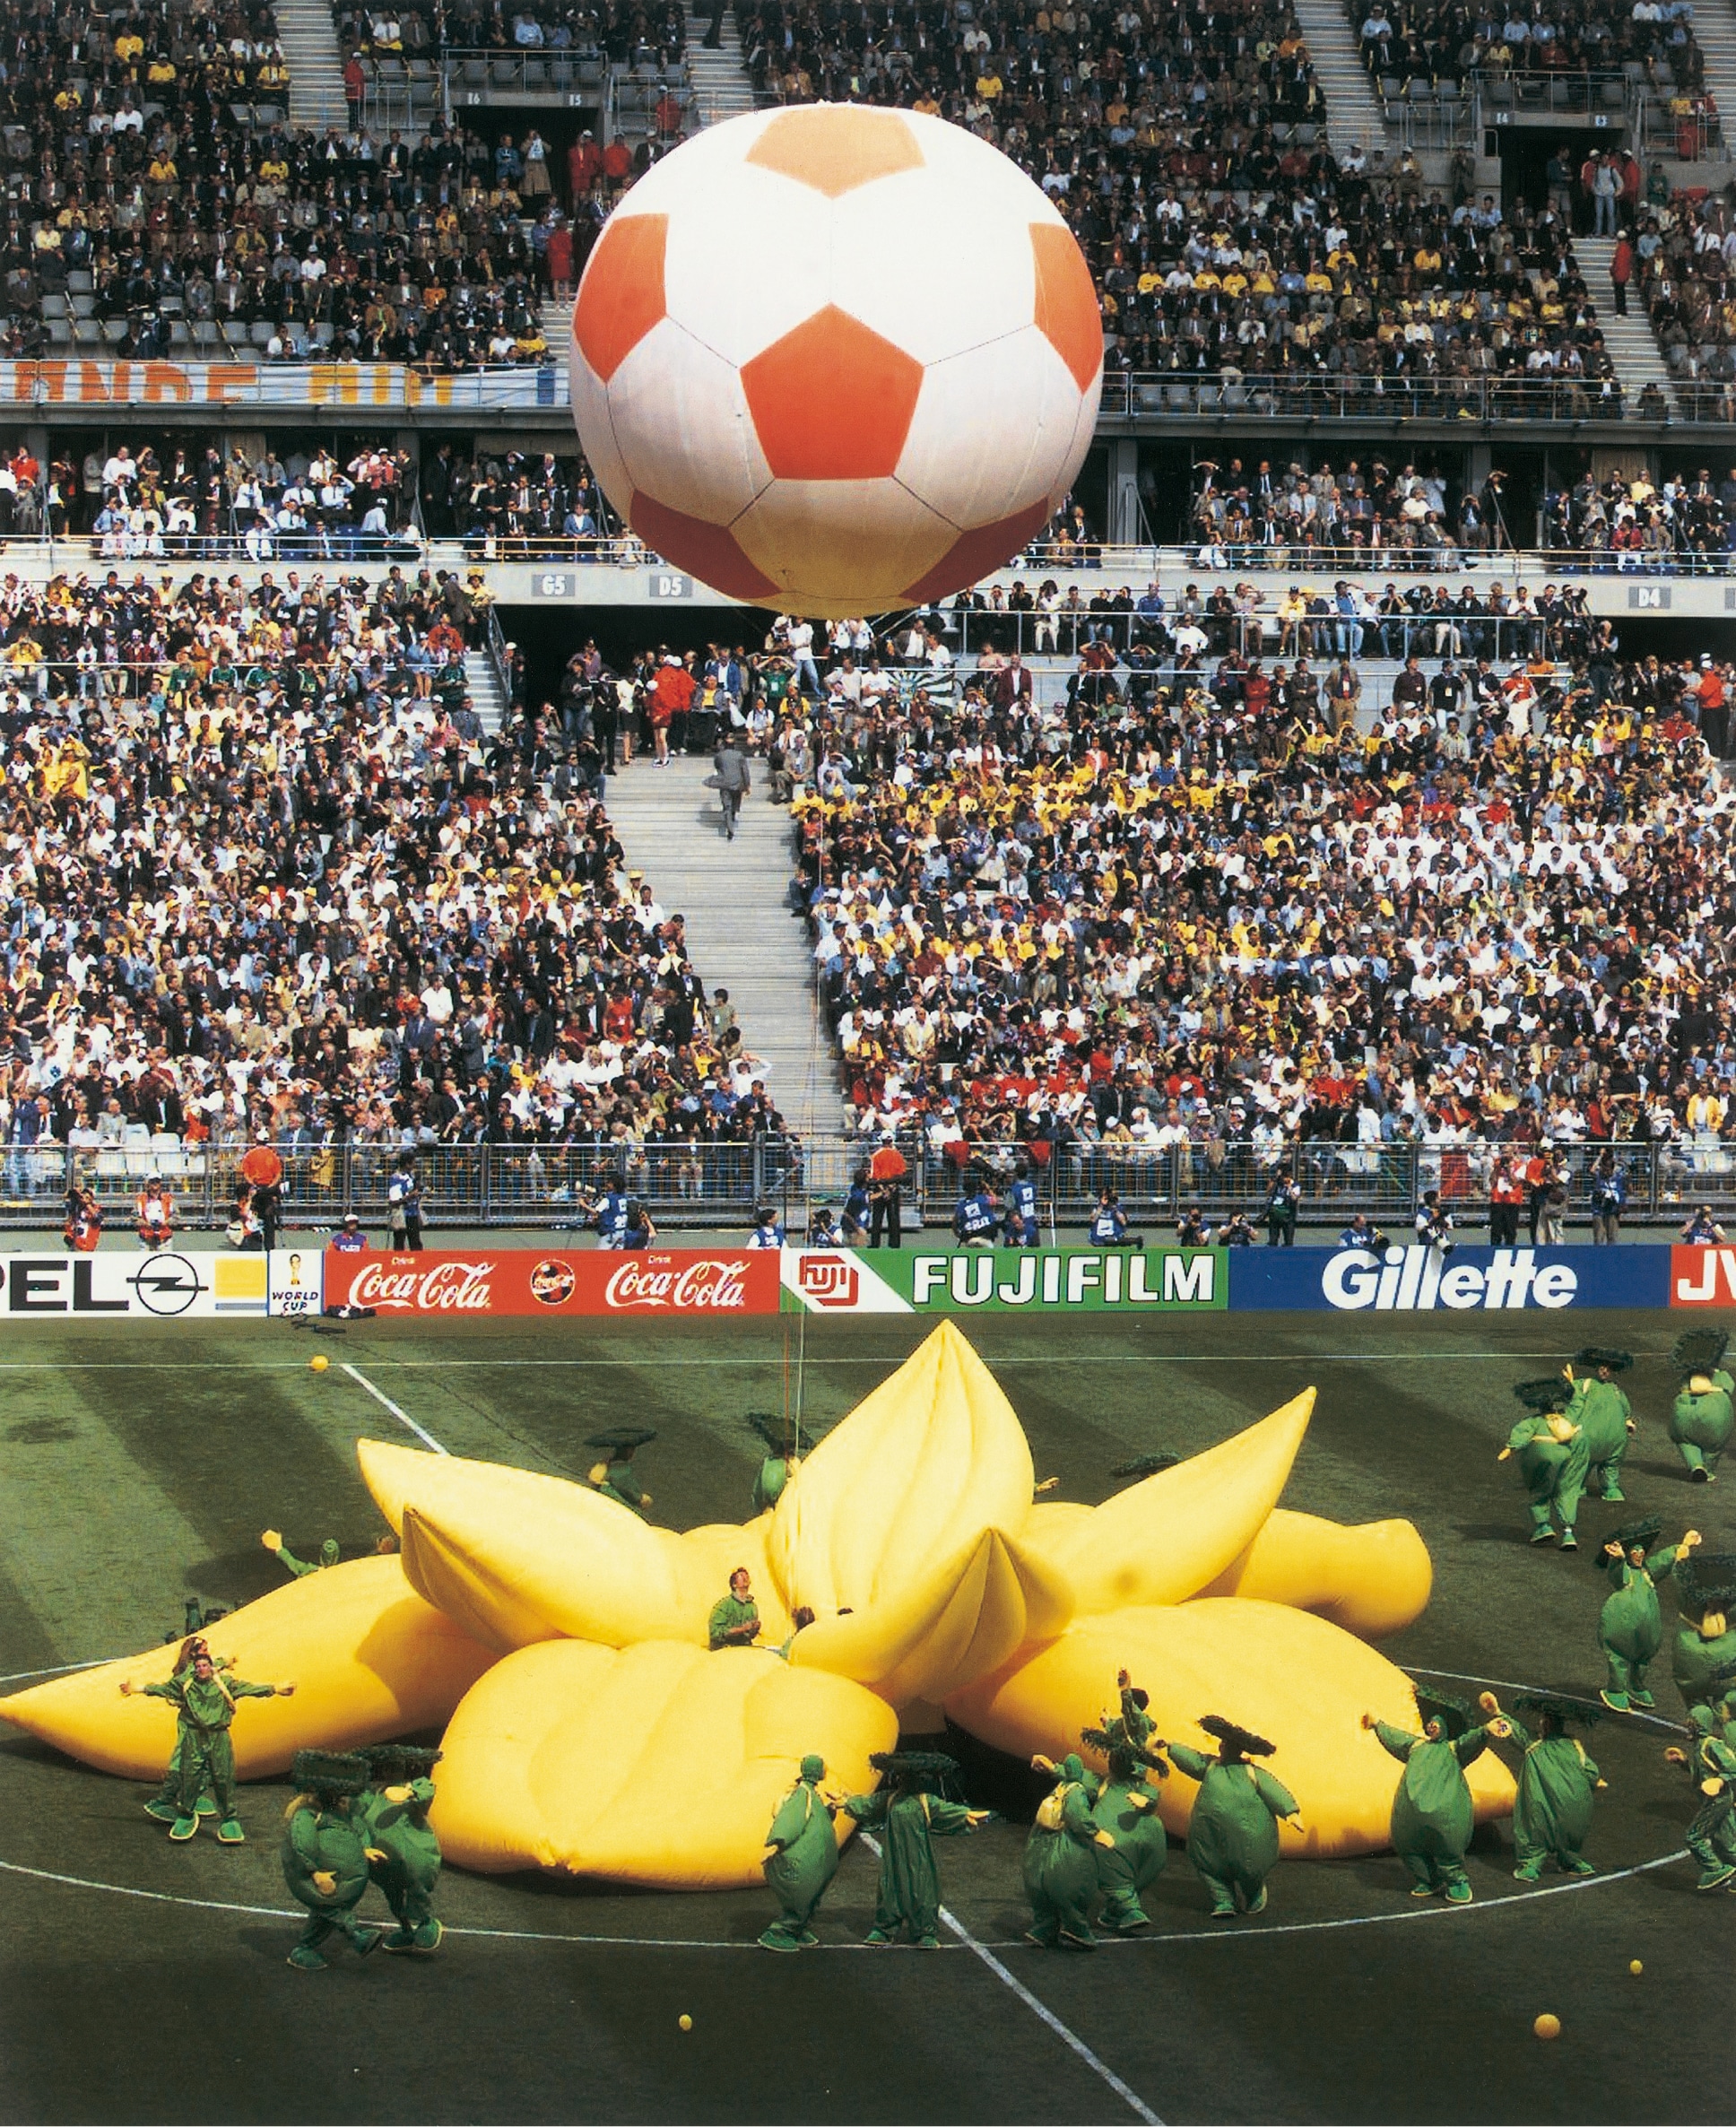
xmin=1229 ymin=1244 xmax=1671 ymax=1313
xmin=321 ymin=1247 xmax=780 ymax=1318
xmin=779 ymin=1247 xmax=1226 ymax=1314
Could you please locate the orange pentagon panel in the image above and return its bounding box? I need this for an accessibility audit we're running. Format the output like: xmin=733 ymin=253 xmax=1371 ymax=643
xmin=901 ymin=498 xmax=1054 ymax=605
xmin=629 ymin=491 xmax=780 ymax=604
xmin=742 ymin=308 xmax=924 ymax=482
xmin=745 ymin=106 xmax=924 ymax=196
xmin=572 ymin=214 xmax=669 ymax=384
xmin=1029 ymin=222 xmax=1103 ymax=392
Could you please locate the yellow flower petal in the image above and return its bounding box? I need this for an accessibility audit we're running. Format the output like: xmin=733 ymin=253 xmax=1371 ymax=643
xmin=786 ymin=1523 xmax=1072 ymax=1706
xmin=371 ymin=1442 xmax=793 ymax=1652
xmin=1020 ymin=1390 xmax=1315 ymax=1612
xmin=767 ymin=1320 xmax=1034 ymax=1614
xmin=431 ymin=1638 xmax=897 ymax=1887
xmin=1194 ymin=1508 xmax=1434 ymax=1638
xmin=0 ymin=1557 xmax=493 ymax=1780
xmin=946 ymin=1597 xmax=1513 ymax=1857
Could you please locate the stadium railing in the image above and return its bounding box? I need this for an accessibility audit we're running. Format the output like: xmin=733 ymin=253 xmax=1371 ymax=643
xmin=1095 ymin=376 xmax=1636 ymax=422
xmin=1 ymin=1137 xmax=1720 ymax=1235
xmin=0 ymin=530 xmax=1705 ymax=590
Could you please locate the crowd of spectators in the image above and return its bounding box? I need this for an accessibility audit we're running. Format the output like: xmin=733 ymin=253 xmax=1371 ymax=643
xmin=338 ymin=0 xmax=685 ymax=64
xmin=746 ymin=612 xmax=1736 ymax=1211
xmin=975 ymin=567 xmax=1607 ymax=665
xmin=0 ymin=567 xmax=793 ymax=1197
xmin=1629 ymin=192 xmax=1736 ymax=416
xmin=0 ymin=0 xmax=564 ymax=376
xmin=1544 ymin=461 xmax=1736 ymax=561
xmin=1102 ymin=178 xmax=1620 ymax=402
xmin=1354 ymin=0 xmax=1703 ymax=91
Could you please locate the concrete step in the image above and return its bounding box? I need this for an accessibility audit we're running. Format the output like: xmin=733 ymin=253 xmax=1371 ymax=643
xmin=275 ymin=0 xmax=349 ymax=131
xmin=464 ymin=648 xmax=509 ymax=734
xmin=1292 ymin=0 xmax=1391 ymax=147
xmin=606 ymin=755 xmax=846 ymax=1138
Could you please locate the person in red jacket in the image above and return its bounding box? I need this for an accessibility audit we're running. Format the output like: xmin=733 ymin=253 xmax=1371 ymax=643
xmin=647 ymin=655 xmax=694 ymax=767
xmin=1610 ymin=232 xmax=1634 ymax=317
xmin=567 ymin=130 xmax=603 ymax=198
xmin=135 ymin=1173 xmax=175 ymax=1247
xmin=64 ymin=1184 xmax=102 ymax=1252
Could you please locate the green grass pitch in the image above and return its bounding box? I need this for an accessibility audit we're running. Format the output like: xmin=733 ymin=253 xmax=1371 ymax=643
xmin=0 ymin=1309 xmax=1730 ymax=2126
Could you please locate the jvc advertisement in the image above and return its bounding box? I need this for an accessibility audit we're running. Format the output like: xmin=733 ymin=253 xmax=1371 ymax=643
xmin=781 ymin=1247 xmax=1227 ymax=1314
xmin=1229 ymin=1243 xmax=1671 ymax=1313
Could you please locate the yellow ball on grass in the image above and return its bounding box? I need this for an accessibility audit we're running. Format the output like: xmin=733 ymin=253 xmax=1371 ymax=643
xmin=309 ymin=1353 xmax=330 ymax=1374
xmin=678 ymin=2015 xmax=692 ymax=2033
xmin=1629 ymin=1960 xmax=1644 ymax=1976
xmin=1533 ymin=2014 xmax=1561 ymax=2041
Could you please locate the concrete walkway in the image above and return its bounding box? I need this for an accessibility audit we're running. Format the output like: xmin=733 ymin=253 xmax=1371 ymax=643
xmin=604 ymin=753 xmax=847 ymax=1140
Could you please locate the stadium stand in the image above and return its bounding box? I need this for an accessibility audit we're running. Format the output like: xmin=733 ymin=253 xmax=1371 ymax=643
xmin=751 ymin=615 xmax=1736 ymax=1208
xmin=0 ymin=573 xmax=795 ymax=1206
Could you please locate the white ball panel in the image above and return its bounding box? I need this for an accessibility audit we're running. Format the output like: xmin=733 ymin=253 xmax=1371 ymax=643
xmin=893 ymin=326 xmax=1084 ymax=529
xmin=659 ymin=161 xmax=839 ymax=368
xmin=569 ymin=333 xmax=637 ymax=519
xmin=607 ymin=317 xmax=772 ymax=525
xmin=830 ymin=166 xmax=1036 ymax=364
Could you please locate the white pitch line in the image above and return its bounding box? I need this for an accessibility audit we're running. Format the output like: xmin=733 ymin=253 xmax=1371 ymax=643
xmin=0 ymin=1844 xmax=1692 ymax=1959
xmin=0 ymin=1351 xmax=1680 ymax=1372
xmin=0 ymin=1658 xmax=114 ymax=1688
xmin=941 ymin=1905 xmax=1165 ymax=2124
xmin=338 ymin=1363 xmax=448 ymax=1454
xmin=861 ymin=1833 xmax=1164 ymax=2127
xmin=1404 ymin=1664 xmax=1686 ymax=1732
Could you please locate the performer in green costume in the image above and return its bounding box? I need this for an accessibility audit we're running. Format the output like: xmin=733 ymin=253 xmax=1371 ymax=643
xmin=1023 ymin=1751 xmax=1113 ymax=1949
xmin=141 ymin=1636 xmax=230 ymax=1824
xmin=1564 ymin=1347 xmax=1636 ymax=1500
xmin=586 ymin=1427 xmax=655 ymax=1515
xmin=1486 ymin=1691 xmax=1604 ymax=1880
xmin=1664 ymin=1663 xmax=1736 ymax=1889
xmin=1080 ymin=1669 xmax=1170 ymax=1932
xmin=360 ymin=1745 xmax=445 ymax=1953
xmin=260 ymin=1528 xmax=340 ymax=1576
xmin=1669 ymin=1330 xmax=1735 ymax=1483
xmin=1365 ymin=1689 xmax=1510 ymax=1903
xmin=1670 ymin=1552 xmax=1736 ymax=1721
xmin=1162 ymin=1715 xmax=1298 ymax=1918
xmin=121 ymin=1647 xmax=293 ymax=1843
xmin=843 ymin=1751 xmax=988 ymax=1949
xmin=708 ymin=1567 xmax=761 ymax=1650
xmin=746 ymin=1411 xmax=803 ymax=1515
xmin=282 ymin=1750 xmax=384 ymax=1969
xmin=760 ymin=1753 xmax=841 ymax=1951
xmin=1598 ymin=1518 xmax=1698 ymax=1710
xmin=1499 ymin=1377 xmax=1590 ymax=1548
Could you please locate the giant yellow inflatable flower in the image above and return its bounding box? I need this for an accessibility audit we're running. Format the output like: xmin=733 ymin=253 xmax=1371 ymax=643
xmin=0 ymin=1322 xmax=1509 ymax=1886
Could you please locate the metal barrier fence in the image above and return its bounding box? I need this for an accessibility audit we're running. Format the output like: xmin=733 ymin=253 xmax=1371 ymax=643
xmin=1097 ymin=375 xmax=1635 ymax=423
xmin=923 ymin=608 xmax=1593 ymax=664
xmin=5 ymin=1137 xmax=1727 ymax=1236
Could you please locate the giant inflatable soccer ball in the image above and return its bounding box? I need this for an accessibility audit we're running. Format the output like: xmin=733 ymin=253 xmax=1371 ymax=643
xmin=569 ymin=105 xmax=1104 ymax=617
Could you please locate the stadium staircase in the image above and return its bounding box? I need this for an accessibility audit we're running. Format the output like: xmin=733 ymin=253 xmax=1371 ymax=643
xmin=464 ymin=647 xmax=509 ymax=734
xmin=684 ymin=9 xmax=759 ymax=125
xmin=276 ymin=0 xmax=350 ymax=130
xmin=1292 ymin=0 xmax=1391 ymax=151
xmin=1690 ymin=0 xmax=1736 ymax=135
xmin=1575 ymin=237 xmax=1678 ymax=405
xmin=606 ymin=755 xmax=848 ymax=1142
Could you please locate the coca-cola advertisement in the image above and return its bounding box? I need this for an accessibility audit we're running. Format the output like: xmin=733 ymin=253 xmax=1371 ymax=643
xmin=323 ymin=1248 xmax=779 ymax=1318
